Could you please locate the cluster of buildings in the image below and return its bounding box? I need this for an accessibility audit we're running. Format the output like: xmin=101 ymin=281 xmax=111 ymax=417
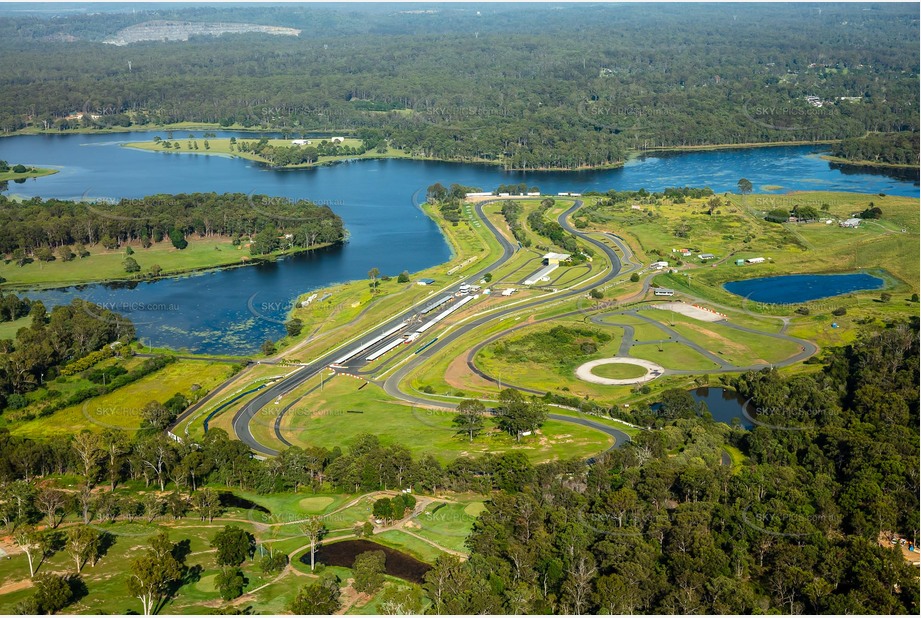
xmin=805 ymin=95 xmax=825 ymax=107
xmin=290 ymin=136 xmax=345 ymax=146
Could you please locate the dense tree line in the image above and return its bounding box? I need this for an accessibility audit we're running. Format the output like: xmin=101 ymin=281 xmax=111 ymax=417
xmin=526 ymin=198 xmax=584 ymax=256
xmin=0 ymin=192 xmax=344 ymax=257
xmin=419 ymin=323 xmax=919 ymax=614
xmin=0 ymin=4 xmax=916 ymax=169
xmin=501 ymin=200 xmax=530 ymax=247
xmin=0 ymin=291 xmax=31 ymax=323
xmin=831 ymin=131 xmax=920 ymax=166
xmin=0 ymin=299 xmax=133 ymax=404
xmin=425 ymin=182 xmax=480 ymax=224
xmin=235 ymin=136 xmax=377 ymax=166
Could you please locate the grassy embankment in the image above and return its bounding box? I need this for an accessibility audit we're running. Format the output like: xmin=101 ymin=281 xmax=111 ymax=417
xmin=819 ymin=154 xmax=920 ymax=170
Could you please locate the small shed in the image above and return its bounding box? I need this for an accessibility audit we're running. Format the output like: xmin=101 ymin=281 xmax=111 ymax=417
xmin=543 ymin=252 xmax=571 ymax=265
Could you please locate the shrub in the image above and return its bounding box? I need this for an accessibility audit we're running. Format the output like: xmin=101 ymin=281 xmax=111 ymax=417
xmin=260 ymin=552 xmax=288 ymax=574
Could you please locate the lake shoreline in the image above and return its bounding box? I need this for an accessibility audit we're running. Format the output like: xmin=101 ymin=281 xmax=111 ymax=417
xmin=1 ymin=240 xmax=341 ymax=292
xmin=2 ymin=125 xmax=847 ymax=171
xmin=819 ymin=153 xmax=920 ymax=171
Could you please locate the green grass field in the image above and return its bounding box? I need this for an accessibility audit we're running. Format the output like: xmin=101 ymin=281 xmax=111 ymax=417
xmin=11 ymin=360 xmax=235 ymax=437
xmin=407 ymin=500 xmax=484 ymax=554
xmin=372 ymin=530 xmax=445 ymax=564
xmin=0 ymin=237 xmax=327 ymax=289
xmin=0 ymin=518 xmax=276 ymax=615
xmin=0 ymin=315 xmax=30 ymax=340
xmin=0 ymin=166 xmax=57 ymax=182
xmin=629 ymin=342 xmax=722 ymax=371
xmin=273 ymin=376 xmax=613 ymax=464
xmin=639 ymin=309 xmax=801 ymax=366
xmin=591 ymin=362 xmax=648 ymax=379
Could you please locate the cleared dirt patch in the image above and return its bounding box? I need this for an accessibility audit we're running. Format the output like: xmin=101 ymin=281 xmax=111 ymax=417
xmin=652 ymin=302 xmax=726 ymax=322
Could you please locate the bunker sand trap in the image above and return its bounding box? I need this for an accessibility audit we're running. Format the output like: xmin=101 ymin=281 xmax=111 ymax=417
xmin=576 ymin=357 xmax=665 ymax=385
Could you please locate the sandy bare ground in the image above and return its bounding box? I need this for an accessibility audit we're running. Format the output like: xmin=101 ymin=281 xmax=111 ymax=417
xmin=651 ymin=301 xmax=726 ymax=322
xmin=445 ymin=349 xmax=494 ymax=392
xmin=0 ymin=578 xmax=33 ymax=596
xmin=575 ymin=357 xmax=665 ymax=386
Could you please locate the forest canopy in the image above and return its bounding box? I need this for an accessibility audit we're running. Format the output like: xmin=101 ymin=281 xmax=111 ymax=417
xmin=0 ymin=3 xmax=917 ymax=169
xmin=0 ymin=192 xmax=345 ymax=256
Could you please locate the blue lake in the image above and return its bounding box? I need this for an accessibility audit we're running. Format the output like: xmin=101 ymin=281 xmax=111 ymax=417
xmin=0 ymin=131 xmax=917 ymax=353
xmin=723 ymin=273 xmax=886 ymax=304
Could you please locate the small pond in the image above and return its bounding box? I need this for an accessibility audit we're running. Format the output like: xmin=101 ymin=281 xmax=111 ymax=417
xmin=724 ymin=272 xmax=885 ymax=304
xmin=690 ymin=387 xmax=753 ymax=429
xmin=650 ymin=387 xmax=753 ymax=429
xmin=305 ymin=539 xmax=431 ymax=584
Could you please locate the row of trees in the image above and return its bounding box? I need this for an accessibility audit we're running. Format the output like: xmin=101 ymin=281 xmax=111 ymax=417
xmin=526 ymin=198 xmax=585 ymax=256
xmin=236 ymin=136 xmax=377 ymax=166
xmin=425 ymin=182 xmax=481 ymax=224
xmin=0 ymin=291 xmax=31 ymax=323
